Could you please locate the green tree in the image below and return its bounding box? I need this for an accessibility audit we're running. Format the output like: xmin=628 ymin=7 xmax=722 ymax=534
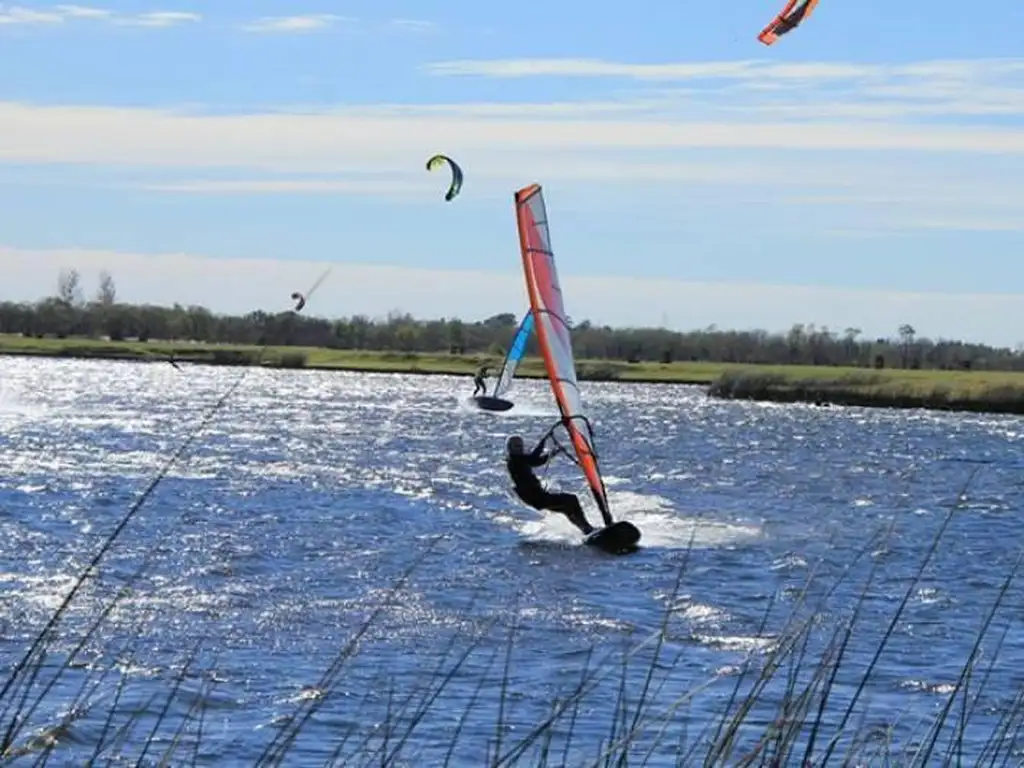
xmin=3 ymin=270 xmax=1022 ymax=373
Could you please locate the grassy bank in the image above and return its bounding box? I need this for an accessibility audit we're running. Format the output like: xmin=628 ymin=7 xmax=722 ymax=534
xmin=709 ymin=366 xmax=1024 ymax=415
xmin=0 ymin=333 xmax=734 ymax=383
xmin=5 ymin=334 xmax=1024 ymax=415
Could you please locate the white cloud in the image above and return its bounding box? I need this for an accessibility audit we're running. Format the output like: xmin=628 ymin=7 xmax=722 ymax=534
xmin=237 ymin=14 xmax=434 ymax=34
xmin=0 ymin=55 xmax=1020 ymax=186
xmin=2 ymin=246 xmax=1022 ymax=347
xmin=904 ymin=216 xmax=1024 ymax=233
xmin=2 ymin=101 xmax=1024 ymax=176
xmin=388 ymin=100 xmax=654 ymax=118
xmin=0 ymin=55 xmax=1022 ymax=231
xmin=240 ymin=14 xmax=350 ymax=33
xmin=114 ymin=11 xmax=200 ymax=27
xmin=140 ymin=178 xmax=433 ymax=196
xmin=0 ymin=53 xmax=1021 ymax=177
xmin=0 ymin=4 xmax=198 ymax=26
xmin=0 ymin=6 xmax=426 ymax=33
xmin=426 ymin=59 xmax=773 ymax=80
xmin=422 ymin=57 xmax=1024 ymax=85
xmin=122 ymin=167 xmax=1024 ymax=220
xmin=423 ymin=57 xmax=1024 ymax=121
xmin=54 ymin=4 xmax=111 ymax=18
xmin=1 ymin=90 xmax=1023 ymax=231
xmin=0 ymin=5 xmax=63 ymax=24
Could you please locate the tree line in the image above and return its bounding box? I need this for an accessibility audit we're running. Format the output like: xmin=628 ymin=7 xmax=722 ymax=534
xmin=1 ymin=268 xmax=1021 ymax=372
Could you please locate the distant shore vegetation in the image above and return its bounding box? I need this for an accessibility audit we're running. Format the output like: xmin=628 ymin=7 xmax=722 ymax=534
xmin=2 ymin=268 xmax=1021 ymax=374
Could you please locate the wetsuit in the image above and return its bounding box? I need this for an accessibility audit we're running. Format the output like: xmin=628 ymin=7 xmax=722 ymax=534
xmin=506 ymin=441 xmax=595 ymax=535
xmin=472 ymin=367 xmax=488 ymax=396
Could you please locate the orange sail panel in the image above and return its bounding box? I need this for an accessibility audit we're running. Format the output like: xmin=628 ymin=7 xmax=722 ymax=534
xmin=513 ymin=183 xmax=612 ymax=525
xmin=758 ymin=0 xmax=819 ymax=45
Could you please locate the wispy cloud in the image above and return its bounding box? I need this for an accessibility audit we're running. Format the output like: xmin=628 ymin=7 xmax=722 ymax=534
xmin=240 ymin=14 xmax=351 ymax=33
xmin=0 ymin=5 xmax=64 ymax=24
xmin=237 ymin=14 xmax=435 ymax=35
xmin=0 ymin=4 xmax=199 ymax=27
xmin=390 ymin=18 xmax=436 ymax=32
xmin=114 ymin=11 xmax=200 ymax=28
xmin=141 ymin=179 xmax=432 ymax=196
xmin=1 ymin=96 xmax=1024 ymax=236
xmin=54 ymin=4 xmax=111 ymax=19
xmin=905 ymin=216 xmax=1024 ymax=233
xmin=423 ymin=57 xmax=1024 ymax=122
xmin=1 ymin=55 xmax=1022 ymax=233
xmin=3 ymin=246 xmax=1023 ymax=346
xmin=423 ymin=57 xmax=1024 ymax=84
xmin=122 ymin=165 xmax=1024 ymax=212
xmin=0 ymin=7 xmax=433 ymax=34
xmin=427 ymin=59 xmax=757 ymax=80
xmin=2 ymin=100 xmax=1023 ymax=173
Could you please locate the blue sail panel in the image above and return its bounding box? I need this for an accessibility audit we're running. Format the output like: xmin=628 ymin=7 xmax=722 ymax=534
xmin=492 ymin=311 xmax=534 ymax=398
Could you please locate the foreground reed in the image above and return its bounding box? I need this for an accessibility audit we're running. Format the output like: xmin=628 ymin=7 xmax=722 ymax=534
xmin=1 ymin=462 xmax=1021 ymax=766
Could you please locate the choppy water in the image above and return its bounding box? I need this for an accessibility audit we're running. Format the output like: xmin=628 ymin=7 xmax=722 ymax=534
xmin=2 ymin=357 xmax=1024 ymax=765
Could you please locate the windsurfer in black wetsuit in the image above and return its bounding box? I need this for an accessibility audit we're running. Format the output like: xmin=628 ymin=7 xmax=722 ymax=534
xmin=505 ymin=434 xmax=595 ymax=535
xmin=472 ymin=365 xmax=489 ymax=397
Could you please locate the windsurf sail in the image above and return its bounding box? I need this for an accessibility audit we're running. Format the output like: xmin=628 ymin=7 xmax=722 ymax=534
xmin=513 ymin=183 xmax=612 ymax=526
xmin=491 ymin=310 xmax=534 ymax=400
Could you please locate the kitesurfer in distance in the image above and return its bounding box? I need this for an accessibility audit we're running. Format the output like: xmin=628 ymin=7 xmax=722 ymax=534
xmin=472 ymin=364 xmax=489 ymax=397
xmin=505 ymin=434 xmax=595 ymax=536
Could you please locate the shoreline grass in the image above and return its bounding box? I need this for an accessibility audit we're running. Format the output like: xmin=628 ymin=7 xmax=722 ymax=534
xmin=0 ymin=332 xmax=744 ymax=384
xmin=709 ymin=368 xmax=1024 ymax=416
xmin=5 ymin=333 xmax=1024 ymax=415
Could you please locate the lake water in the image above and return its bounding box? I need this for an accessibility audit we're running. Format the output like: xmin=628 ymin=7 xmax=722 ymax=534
xmin=1 ymin=357 xmax=1024 ymax=765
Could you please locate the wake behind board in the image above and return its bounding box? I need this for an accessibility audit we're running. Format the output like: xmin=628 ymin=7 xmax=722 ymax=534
xmin=471 ymin=395 xmax=514 ymax=412
xmin=584 ymin=520 xmax=641 ymax=555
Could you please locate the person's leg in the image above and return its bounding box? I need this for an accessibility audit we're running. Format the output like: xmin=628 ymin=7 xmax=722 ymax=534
xmin=543 ymin=492 xmax=595 ymax=535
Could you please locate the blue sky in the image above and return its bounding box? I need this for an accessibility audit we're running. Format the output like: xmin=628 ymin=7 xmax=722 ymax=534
xmin=2 ymin=0 xmax=1024 ymax=345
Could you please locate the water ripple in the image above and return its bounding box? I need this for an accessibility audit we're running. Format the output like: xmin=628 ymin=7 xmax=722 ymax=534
xmin=1 ymin=357 xmax=1023 ymax=764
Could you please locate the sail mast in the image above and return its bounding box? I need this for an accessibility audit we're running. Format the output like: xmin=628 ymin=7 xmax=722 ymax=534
xmin=513 ymin=183 xmax=612 ymax=525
